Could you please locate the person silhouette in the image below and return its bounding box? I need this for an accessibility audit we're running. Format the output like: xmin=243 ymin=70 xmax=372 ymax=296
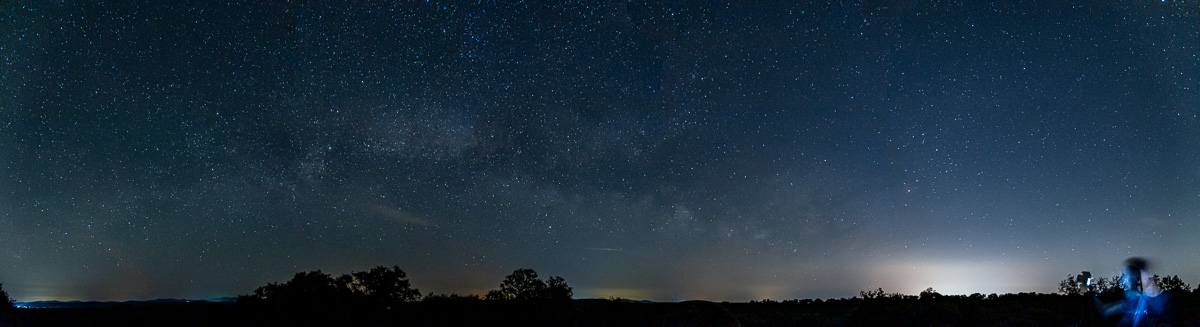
xmin=1096 ymin=257 xmax=1170 ymax=327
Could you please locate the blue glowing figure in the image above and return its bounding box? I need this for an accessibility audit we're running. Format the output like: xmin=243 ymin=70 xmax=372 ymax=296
xmin=1097 ymin=257 xmax=1170 ymax=327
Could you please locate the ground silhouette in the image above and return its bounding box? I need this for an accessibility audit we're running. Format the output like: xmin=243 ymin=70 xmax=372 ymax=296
xmin=5 ymin=269 xmax=1200 ymax=326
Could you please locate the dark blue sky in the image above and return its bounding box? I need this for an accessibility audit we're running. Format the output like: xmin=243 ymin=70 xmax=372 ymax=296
xmin=1 ymin=1 xmax=1197 ymax=301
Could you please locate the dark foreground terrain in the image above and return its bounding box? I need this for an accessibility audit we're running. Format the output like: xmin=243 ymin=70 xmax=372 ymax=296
xmin=3 ymin=292 xmax=1199 ymax=326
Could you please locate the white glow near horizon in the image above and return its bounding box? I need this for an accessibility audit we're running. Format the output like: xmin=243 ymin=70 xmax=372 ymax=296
xmin=870 ymin=259 xmax=1051 ymax=295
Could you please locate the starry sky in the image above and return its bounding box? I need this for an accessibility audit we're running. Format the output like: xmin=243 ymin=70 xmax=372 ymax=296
xmin=1 ymin=1 xmax=1197 ymax=302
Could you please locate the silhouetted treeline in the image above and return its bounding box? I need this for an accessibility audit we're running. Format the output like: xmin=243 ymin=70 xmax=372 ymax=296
xmin=8 ymin=270 xmax=1200 ymax=326
xmin=233 ymin=267 xmax=573 ymax=326
xmin=237 ymin=265 xmax=419 ymax=313
xmin=1059 ymin=272 xmax=1194 ymax=295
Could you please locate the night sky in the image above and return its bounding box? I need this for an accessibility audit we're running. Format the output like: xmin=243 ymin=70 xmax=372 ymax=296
xmin=2 ymin=1 xmax=1198 ymax=302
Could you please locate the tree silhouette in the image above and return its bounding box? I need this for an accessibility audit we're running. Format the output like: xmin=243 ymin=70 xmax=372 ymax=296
xmin=486 ymin=268 xmax=572 ymax=301
xmin=919 ymin=287 xmax=941 ymax=300
xmin=860 ymin=287 xmax=886 ymax=299
xmin=1094 ymin=275 xmax=1120 ymax=295
xmin=1059 ymin=273 xmax=1124 ymax=296
xmin=1157 ymin=275 xmax=1190 ymax=292
xmin=1058 ymin=273 xmax=1086 ymax=295
xmin=348 ymin=265 xmax=421 ymax=306
xmin=0 ymin=283 xmax=12 ymax=309
xmin=240 ymin=266 xmax=421 ymax=312
xmin=545 ymin=276 xmax=573 ymax=300
xmin=487 ymin=268 xmax=545 ymax=301
xmin=423 ymin=292 xmax=482 ymax=301
xmin=250 ymin=270 xmax=341 ymax=305
xmin=859 ymin=287 xmax=905 ymax=299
